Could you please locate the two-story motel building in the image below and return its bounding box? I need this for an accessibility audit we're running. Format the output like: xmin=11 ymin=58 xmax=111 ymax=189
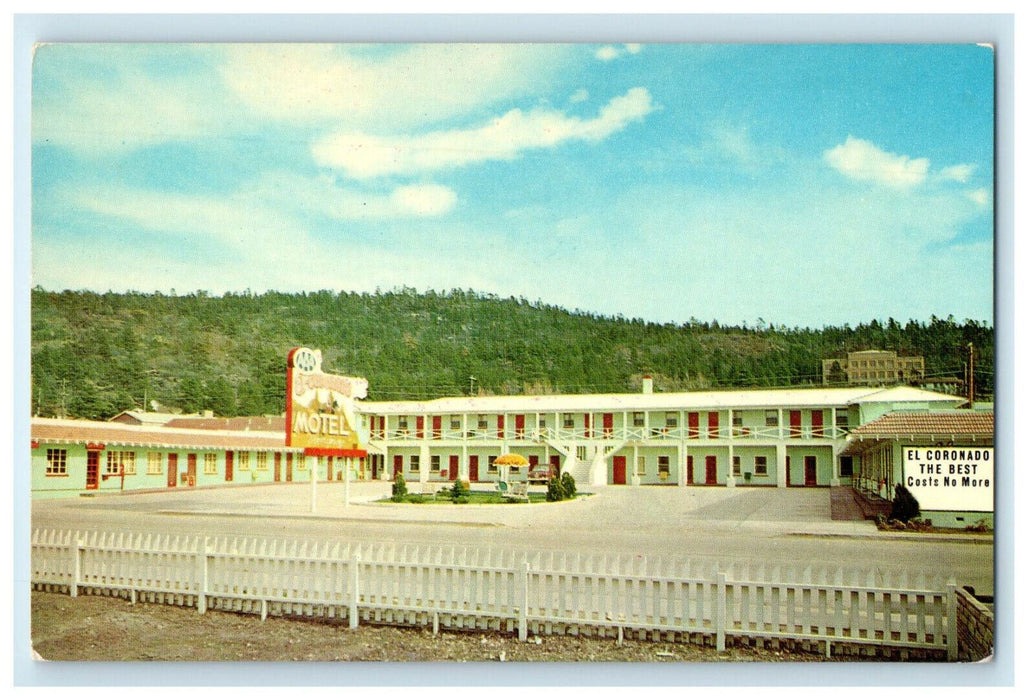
xmin=31 ymin=380 xmax=967 ymax=499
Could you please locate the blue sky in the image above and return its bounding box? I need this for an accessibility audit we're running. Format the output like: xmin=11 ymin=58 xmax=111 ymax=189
xmin=31 ymin=42 xmax=994 ymax=327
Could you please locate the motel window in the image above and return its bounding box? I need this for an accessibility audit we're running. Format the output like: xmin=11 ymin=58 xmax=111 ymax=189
xmin=237 ymin=451 xmax=251 ymax=471
xmin=431 ymin=455 xmax=441 ymax=472
xmin=636 ymin=456 xmax=646 ymax=476
xmin=488 ymin=458 xmax=498 ymax=474
xmin=256 ymin=453 xmax=269 ymax=471
xmin=477 ymin=415 xmax=488 ymax=430
xmin=732 ymin=411 xmax=743 ymax=428
xmin=658 ymin=456 xmax=670 ymax=479
xmin=665 ymin=412 xmax=678 ymax=428
xmin=563 ymin=413 xmax=575 ymax=429
xmin=450 ymin=415 xmax=462 ymax=431
xmin=754 ymin=456 xmax=768 ymax=475
xmin=106 ymin=451 xmax=136 ymax=475
xmin=840 ymin=456 xmax=854 ymax=478
xmin=836 ymin=408 xmax=849 ymax=429
xmin=398 ymin=416 xmax=409 ymax=432
xmin=45 ymin=448 xmax=67 ymax=476
xmin=204 ymin=453 xmax=218 ymax=475
xmin=632 ymin=412 xmax=645 ymax=427
xmin=732 ymin=456 xmax=741 ymax=476
xmin=765 ymin=410 xmax=778 ymax=427
xmin=409 ymin=455 xmax=420 ymax=473
xmin=576 ymin=445 xmax=587 ymax=460
xmin=539 ymin=417 xmax=547 ymax=431
xmin=147 ymin=452 xmax=162 ymax=475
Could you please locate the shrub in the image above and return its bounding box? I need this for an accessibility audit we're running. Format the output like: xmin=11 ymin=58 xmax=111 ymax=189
xmin=391 ymin=473 xmax=408 ymax=502
xmin=450 ymin=478 xmax=471 ymax=501
xmin=546 ymin=477 xmax=565 ymax=502
xmin=406 ymin=494 xmax=424 ymax=504
xmin=561 ymin=472 xmax=577 ymax=500
xmin=890 ymin=484 xmax=921 ymax=523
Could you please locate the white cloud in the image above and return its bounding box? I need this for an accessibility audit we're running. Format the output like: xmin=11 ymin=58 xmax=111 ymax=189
xmin=311 ymin=88 xmax=655 ymax=179
xmin=219 ymin=44 xmax=571 ymax=131
xmin=569 ymin=88 xmax=589 ymax=104
xmin=389 ymin=184 xmax=458 ymax=217
xmin=967 ymin=188 xmax=990 ymax=206
xmin=595 ymin=44 xmax=643 ymax=62
xmin=938 ymin=163 xmax=977 ymax=183
xmin=823 ymin=137 xmax=929 ymax=189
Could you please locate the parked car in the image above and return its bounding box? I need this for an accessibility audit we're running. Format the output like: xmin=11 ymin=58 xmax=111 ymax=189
xmin=528 ymin=465 xmax=552 ymax=484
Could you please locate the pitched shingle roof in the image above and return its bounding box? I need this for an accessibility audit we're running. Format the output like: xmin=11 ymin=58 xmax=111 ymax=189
xmin=164 ymin=416 xmax=284 ymax=432
xmin=31 ymin=418 xmax=296 ymax=451
xmin=851 ymin=411 xmax=994 ymax=438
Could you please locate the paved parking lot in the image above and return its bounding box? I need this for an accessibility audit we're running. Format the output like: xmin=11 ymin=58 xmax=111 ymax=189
xmin=31 ymin=481 xmax=995 ymax=596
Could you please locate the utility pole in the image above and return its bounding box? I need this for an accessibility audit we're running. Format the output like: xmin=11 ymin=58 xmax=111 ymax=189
xmin=967 ymin=343 xmax=976 ymax=408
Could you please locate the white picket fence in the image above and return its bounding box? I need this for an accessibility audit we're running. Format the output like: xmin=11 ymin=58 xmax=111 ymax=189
xmin=30 ymin=529 xmax=958 ymax=659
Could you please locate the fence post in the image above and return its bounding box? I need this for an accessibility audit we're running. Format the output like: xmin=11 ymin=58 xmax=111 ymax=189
xmin=197 ymin=537 xmax=208 ymax=614
xmin=70 ymin=535 xmax=82 ymax=598
xmin=349 ymin=553 xmax=360 ymax=629
xmin=518 ymin=558 xmax=530 ymax=642
xmin=946 ymin=579 xmax=958 ymax=662
xmin=715 ymin=571 xmax=726 ymax=652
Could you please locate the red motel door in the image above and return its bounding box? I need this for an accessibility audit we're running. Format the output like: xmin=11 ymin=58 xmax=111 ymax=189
xmin=225 ymin=451 xmax=233 ymax=482
xmin=416 ymin=416 xmax=424 ymax=439
xmin=708 ymin=412 xmax=719 ymax=438
xmin=688 ymin=413 xmax=699 ymax=439
xmin=612 ymin=456 xmax=627 ymax=485
xmin=549 ymin=454 xmax=561 ymax=478
xmin=393 ymin=455 xmax=403 ymax=478
xmin=602 ymin=413 xmax=613 ymax=437
xmin=187 ymin=454 xmax=197 ymax=487
xmin=85 ymin=451 xmax=100 ymax=490
xmin=811 ymin=410 xmax=824 ymax=438
xmin=497 ymin=415 xmax=505 ymax=439
xmin=432 ymin=416 xmax=442 ymax=438
xmin=167 ymin=454 xmax=178 ymax=488
xmin=274 ymin=453 xmax=281 ymax=482
xmin=790 ymin=411 xmax=802 ymax=438
xmin=705 ymin=456 xmax=718 ymax=485
xmin=686 ymin=456 xmax=694 ymax=485
xmin=804 ymin=456 xmax=818 ymax=486
xmin=515 ymin=414 xmax=525 ymax=438
xmin=786 ymin=456 xmax=792 ymax=486
xmin=286 ymin=454 xmax=293 ymax=482
xmin=449 ymin=455 xmax=459 ymax=480
xmin=468 ymin=455 xmax=479 ymax=481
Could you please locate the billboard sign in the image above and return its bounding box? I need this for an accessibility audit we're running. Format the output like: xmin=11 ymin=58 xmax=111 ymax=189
xmin=902 ymin=447 xmax=993 ymax=512
xmin=286 ymin=347 xmax=368 ymax=454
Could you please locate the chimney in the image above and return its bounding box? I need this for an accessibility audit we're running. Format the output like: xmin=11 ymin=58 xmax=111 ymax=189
xmin=642 ymin=376 xmax=654 ymax=394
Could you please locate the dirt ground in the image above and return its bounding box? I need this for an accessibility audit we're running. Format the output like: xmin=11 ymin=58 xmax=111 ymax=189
xmin=31 ymin=591 xmax=834 ymax=663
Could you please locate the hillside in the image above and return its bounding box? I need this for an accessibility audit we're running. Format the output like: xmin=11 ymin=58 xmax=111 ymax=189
xmin=29 ymin=287 xmax=994 ymax=420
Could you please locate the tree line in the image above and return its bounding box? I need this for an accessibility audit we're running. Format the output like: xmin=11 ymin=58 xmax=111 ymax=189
xmin=30 ymin=287 xmax=995 ymax=420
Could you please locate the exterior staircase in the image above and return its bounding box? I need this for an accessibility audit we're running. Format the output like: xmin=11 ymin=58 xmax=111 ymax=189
xmin=569 ymin=459 xmax=594 ymax=485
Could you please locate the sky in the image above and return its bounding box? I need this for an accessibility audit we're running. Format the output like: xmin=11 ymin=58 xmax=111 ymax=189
xmin=30 ymin=42 xmax=995 ymax=328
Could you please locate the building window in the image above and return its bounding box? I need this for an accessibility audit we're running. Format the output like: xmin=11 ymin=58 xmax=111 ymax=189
xmin=450 ymin=415 xmax=462 ymax=431
xmin=106 ymin=450 xmax=136 ymax=475
xmin=836 ymin=408 xmax=849 ymax=429
xmin=431 ymin=455 xmax=441 ymax=473
xmin=45 ymin=448 xmax=67 ymax=476
xmin=204 ymin=453 xmax=218 ymax=475
xmin=398 ymin=416 xmax=409 ymax=433
xmin=839 ymin=456 xmax=854 ymax=478
xmin=576 ymin=445 xmax=587 ymax=460
xmin=765 ymin=410 xmax=778 ymax=427
xmin=147 ymin=452 xmax=162 ymax=475
xmin=256 ymin=452 xmax=269 ymax=471
xmin=632 ymin=412 xmax=645 ymax=427
xmin=477 ymin=415 xmax=488 ymax=430
xmin=237 ymin=451 xmax=251 ymax=471
xmin=658 ymin=456 xmax=670 ymax=479
xmin=488 ymin=457 xmax=498 ymax=474
xmin=409 ymin=455 xmax=420 ymax=473
xmin=636 ymin=456 xmax=646 ymax=476
xmin=665 ymin=412 xmax=678 ymax=429
xmin=732 ymin=456 xmax=741 ymax=476
xmin=754 ymin=456 xmax=768 ymax=475
xmin=563 ymin=413 xmax=575 ymax=429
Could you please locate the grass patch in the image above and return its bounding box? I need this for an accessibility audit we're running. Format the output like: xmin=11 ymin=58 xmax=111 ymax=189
xmin=380 ymin=489 xmax=558 ymax=505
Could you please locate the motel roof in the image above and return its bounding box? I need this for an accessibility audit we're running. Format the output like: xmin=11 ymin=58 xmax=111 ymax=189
xmin=355 ymin=386 xmax=965 ymax=415
xmin=164 ymin=416 xmax=285 ymax=432
xmin=849 ymin=410 xmax=995 ymax=440
xmin=31 ymin=417 xmax=298 ymax=452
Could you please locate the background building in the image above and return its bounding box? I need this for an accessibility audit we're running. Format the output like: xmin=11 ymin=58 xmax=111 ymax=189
xmin=822 ymin=350 xmax=925 ymax=386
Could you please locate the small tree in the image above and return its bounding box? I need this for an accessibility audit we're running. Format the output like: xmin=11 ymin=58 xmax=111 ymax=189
xmin=560 ymin=472 xmax=577 ymax=500
xmin=546 ymin=477 xmax=565 ymax=502
xmin=392 ymin=473 xmax=408 ymax=502
xmin=450 ymin=478 xmax=471 ymax=501
xmin=890 ymin=483 xmax=921 ymax=522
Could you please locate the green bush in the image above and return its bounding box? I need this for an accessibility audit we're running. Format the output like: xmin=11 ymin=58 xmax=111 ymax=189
xmin=391 ymin=473 xmax=408 ymax=502
xmin=450 ymin=478 xmax=471 ymax=501
xmin=561 ymin=472 xmax=577 ymax=499
xmin=406 ymin=494 xmax=425 ymax=504
xmin=890 ymin=484 xmax=921 ymax=523
xmin=546 ymin=477 xmax=565 ymax=502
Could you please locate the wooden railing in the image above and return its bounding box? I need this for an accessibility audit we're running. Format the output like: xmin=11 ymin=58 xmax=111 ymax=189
xmin=31 ymin=529 xmax=957 ymax=659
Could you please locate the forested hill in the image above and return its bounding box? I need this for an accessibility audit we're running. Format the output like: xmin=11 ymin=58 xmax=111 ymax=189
xmin=30 ymin=287 xmax=995 ymax=420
